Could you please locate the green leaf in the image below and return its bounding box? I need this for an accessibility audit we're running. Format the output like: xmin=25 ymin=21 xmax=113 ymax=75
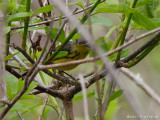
xmin=136 ymin=0 xmax=155 ymax=7
xmin=109 ymin=90 xmax=123 ymax=103
xmin=120 ymin=49 xmax=130 ymax=58
xmin=151 ymin=18 xmax=160 ymax=27
xmin=6 ymin=75 xmax=19 ymax=100
xmin=5 ymin=52 xmax=18 ymax=61
xmin=96 ymin=4 xmax=135 ymax=14
xmin=105 ymin=24 xmax=123 ymax=40
xmin=8 ymin=0 xmax=18 ymax=13
xmin=7 ymin=12 xmax=31 ymax=23
xmin=106 ymin=40 xmax=114 ymax=51
xmin=26 ymin=81 xmax=39 ymax=93
xmin=132 ymin=11 xmax=156 ymax=30
xmin=17 ymin=78 xmax=24 ymax=93
xmin=76 ymin=1 xmax=83 ymax=8
xmin=105 ymin=0 xmax=119 ymax=5
xmin=18 ymin=0 xmax=27 ymax=12
xmin=88 ymin=15 xmax=114 ymax=26
xmin=20 ymin=94 xmax=39 ymax=100
xmin=53 ymin=51 xmax=68 ymax=59
xmin=30 ymin=17 xmax=42 ymax=24
xmin=45 ymin=27 xmax=66 ymax=42
xmin=14 ymin=50 xmax=29 ymax=63
xmin=72 ymin=34 xmax=82 ymax=40
xmin=32 ymin=5 xmax=53 ymax=16
xmin=9 ymin=101 xmax=42 ymax=119
xmin=73 ymin=91 xmax=95 ymax=101
xmin=105 ymin=100 xmax=118 ymax=120
xmin=106 ymin=40 xmax=118 ymax=61
xmin=95 ymin=37 xmax=108 ymax=52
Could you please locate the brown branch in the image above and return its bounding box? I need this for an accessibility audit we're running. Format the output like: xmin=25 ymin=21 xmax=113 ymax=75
xmin=62 ymin=99 xmax=74 ymax=120
xmin=68 ymin=68 xmax=108 ymax=97
xmin=12 ymin=44 xmax=35 ymax=64
xmin=35 ymin=85 xmax=63 ymax=99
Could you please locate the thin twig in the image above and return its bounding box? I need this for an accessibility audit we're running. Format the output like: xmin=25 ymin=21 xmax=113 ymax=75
xmin=79 ymin=74 xmax=90 ymax=120
xmin=11 ymin=0 xmax=106 ymax=30
xmin=58 ymin=105 xmax=64 ymax=120
xmin=115 ymin=70 xmax=145 ymax=120
xmin=101 ymin=77 xmax=113 ymax=119
xmin=0 ymin=13 xmax=55 ymax=120
xmin=11 ymin=44 xmax=77 ymax=85
xmin=16 ymin=111 xmax=24 ymax=120
xmin=44 ymin=20 xmax=67 ymax=60
xmin=38 ymin=95 xmax=49 ymax=120
xmin=120 ymin=68 xmax=160 ymax=105
xmin=122 ymin=32 xmax=160 ymax=62
xmin=38 ymin=28 xmax=160 ymax=70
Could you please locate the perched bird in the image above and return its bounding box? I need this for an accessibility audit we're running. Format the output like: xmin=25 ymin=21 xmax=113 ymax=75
xmin=52 ymin=38 xmax=90 ymax=71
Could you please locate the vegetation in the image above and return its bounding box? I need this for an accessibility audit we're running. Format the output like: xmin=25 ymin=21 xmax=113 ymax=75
xmin=0 ymin=0 xmax=160 ymax=120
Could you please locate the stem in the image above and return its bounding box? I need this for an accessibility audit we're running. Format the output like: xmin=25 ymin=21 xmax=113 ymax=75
xmin=62 ymin=99 xmax=74 ymax=120
xmin=127 ymin=40 xmax=160 ymax=68
xmin=22 ymin=0 xmax=31 ymax=50
xmin=111 ymin=0 xmax=138 ymax=51
xmin=6 ymin=22 xmax=11 ymax=56
xmin=101 ymin=80 xmax=114 ymax=119
xmin=44 ymin=0 xmax=101 ymax=64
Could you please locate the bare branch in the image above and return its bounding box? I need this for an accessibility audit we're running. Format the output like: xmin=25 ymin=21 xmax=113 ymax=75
xmin=120 ymin=68 xmax=160 ymax=105
xmin=16 ymin=111 xmax=24 ymax=120
xmin=79 ymin=74 xmax=89 ymax=120
xmin=58 ymin=105 xmax=64 ymax=120
xmin=38 ymin=95 xmax=49 ymax=120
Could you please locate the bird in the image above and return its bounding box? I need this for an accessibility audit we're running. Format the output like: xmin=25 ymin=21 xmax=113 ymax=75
xmin=52 ymin=38 xmax=90 ymax=71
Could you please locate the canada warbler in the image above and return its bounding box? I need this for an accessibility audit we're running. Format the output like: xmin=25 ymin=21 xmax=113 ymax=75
xmin=52 ymin=38 xmax=90 ymax=71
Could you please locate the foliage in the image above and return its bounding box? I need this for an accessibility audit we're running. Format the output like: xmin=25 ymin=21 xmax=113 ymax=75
xmin=1 ymin=0 xmax=160 ymax=120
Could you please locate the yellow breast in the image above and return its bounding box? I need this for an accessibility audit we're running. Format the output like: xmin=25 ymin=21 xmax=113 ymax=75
xmin=52 ymin=44 xmax=90 ymax=71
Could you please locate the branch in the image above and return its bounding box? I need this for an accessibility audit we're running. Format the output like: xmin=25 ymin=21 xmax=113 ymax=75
xmin=10 ymin=0 xmax=106 ymax=30
xmin=0 ymin=16 xmax=55 ymax=120
xmin=21 ymin=0 xmax=31 ymax=50
xmin=122 ymin=32 xmax=160 ymax=63
xmin=0 ymin=4 xmax=7 ymax=102
xmin=62 ymin=99 xmax=74 ymax=120
xmin=120 ymin=68 xmax=160 ymax=105
xmin=79 ymin=74 xmax=89 ymax=120
xmin=38 ymin=95 xmax=49 ymax=120
xmin=117 ymin=32 xmax=160 ymax=68
xmin=38 ymin=29 xmax=160 ymax=70
xmin=16 ymin=111 xmax=24 ymax=120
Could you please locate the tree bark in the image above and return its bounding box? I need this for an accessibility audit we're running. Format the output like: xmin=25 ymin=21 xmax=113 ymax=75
xmin=0 ymin=7 xmax=7 ymax=104
xmin=62 ymin=99 xmax=74 ymax=120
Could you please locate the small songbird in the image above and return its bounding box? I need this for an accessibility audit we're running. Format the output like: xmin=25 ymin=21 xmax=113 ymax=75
xmin=52 ymin=38 xmax=90 ymax=71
